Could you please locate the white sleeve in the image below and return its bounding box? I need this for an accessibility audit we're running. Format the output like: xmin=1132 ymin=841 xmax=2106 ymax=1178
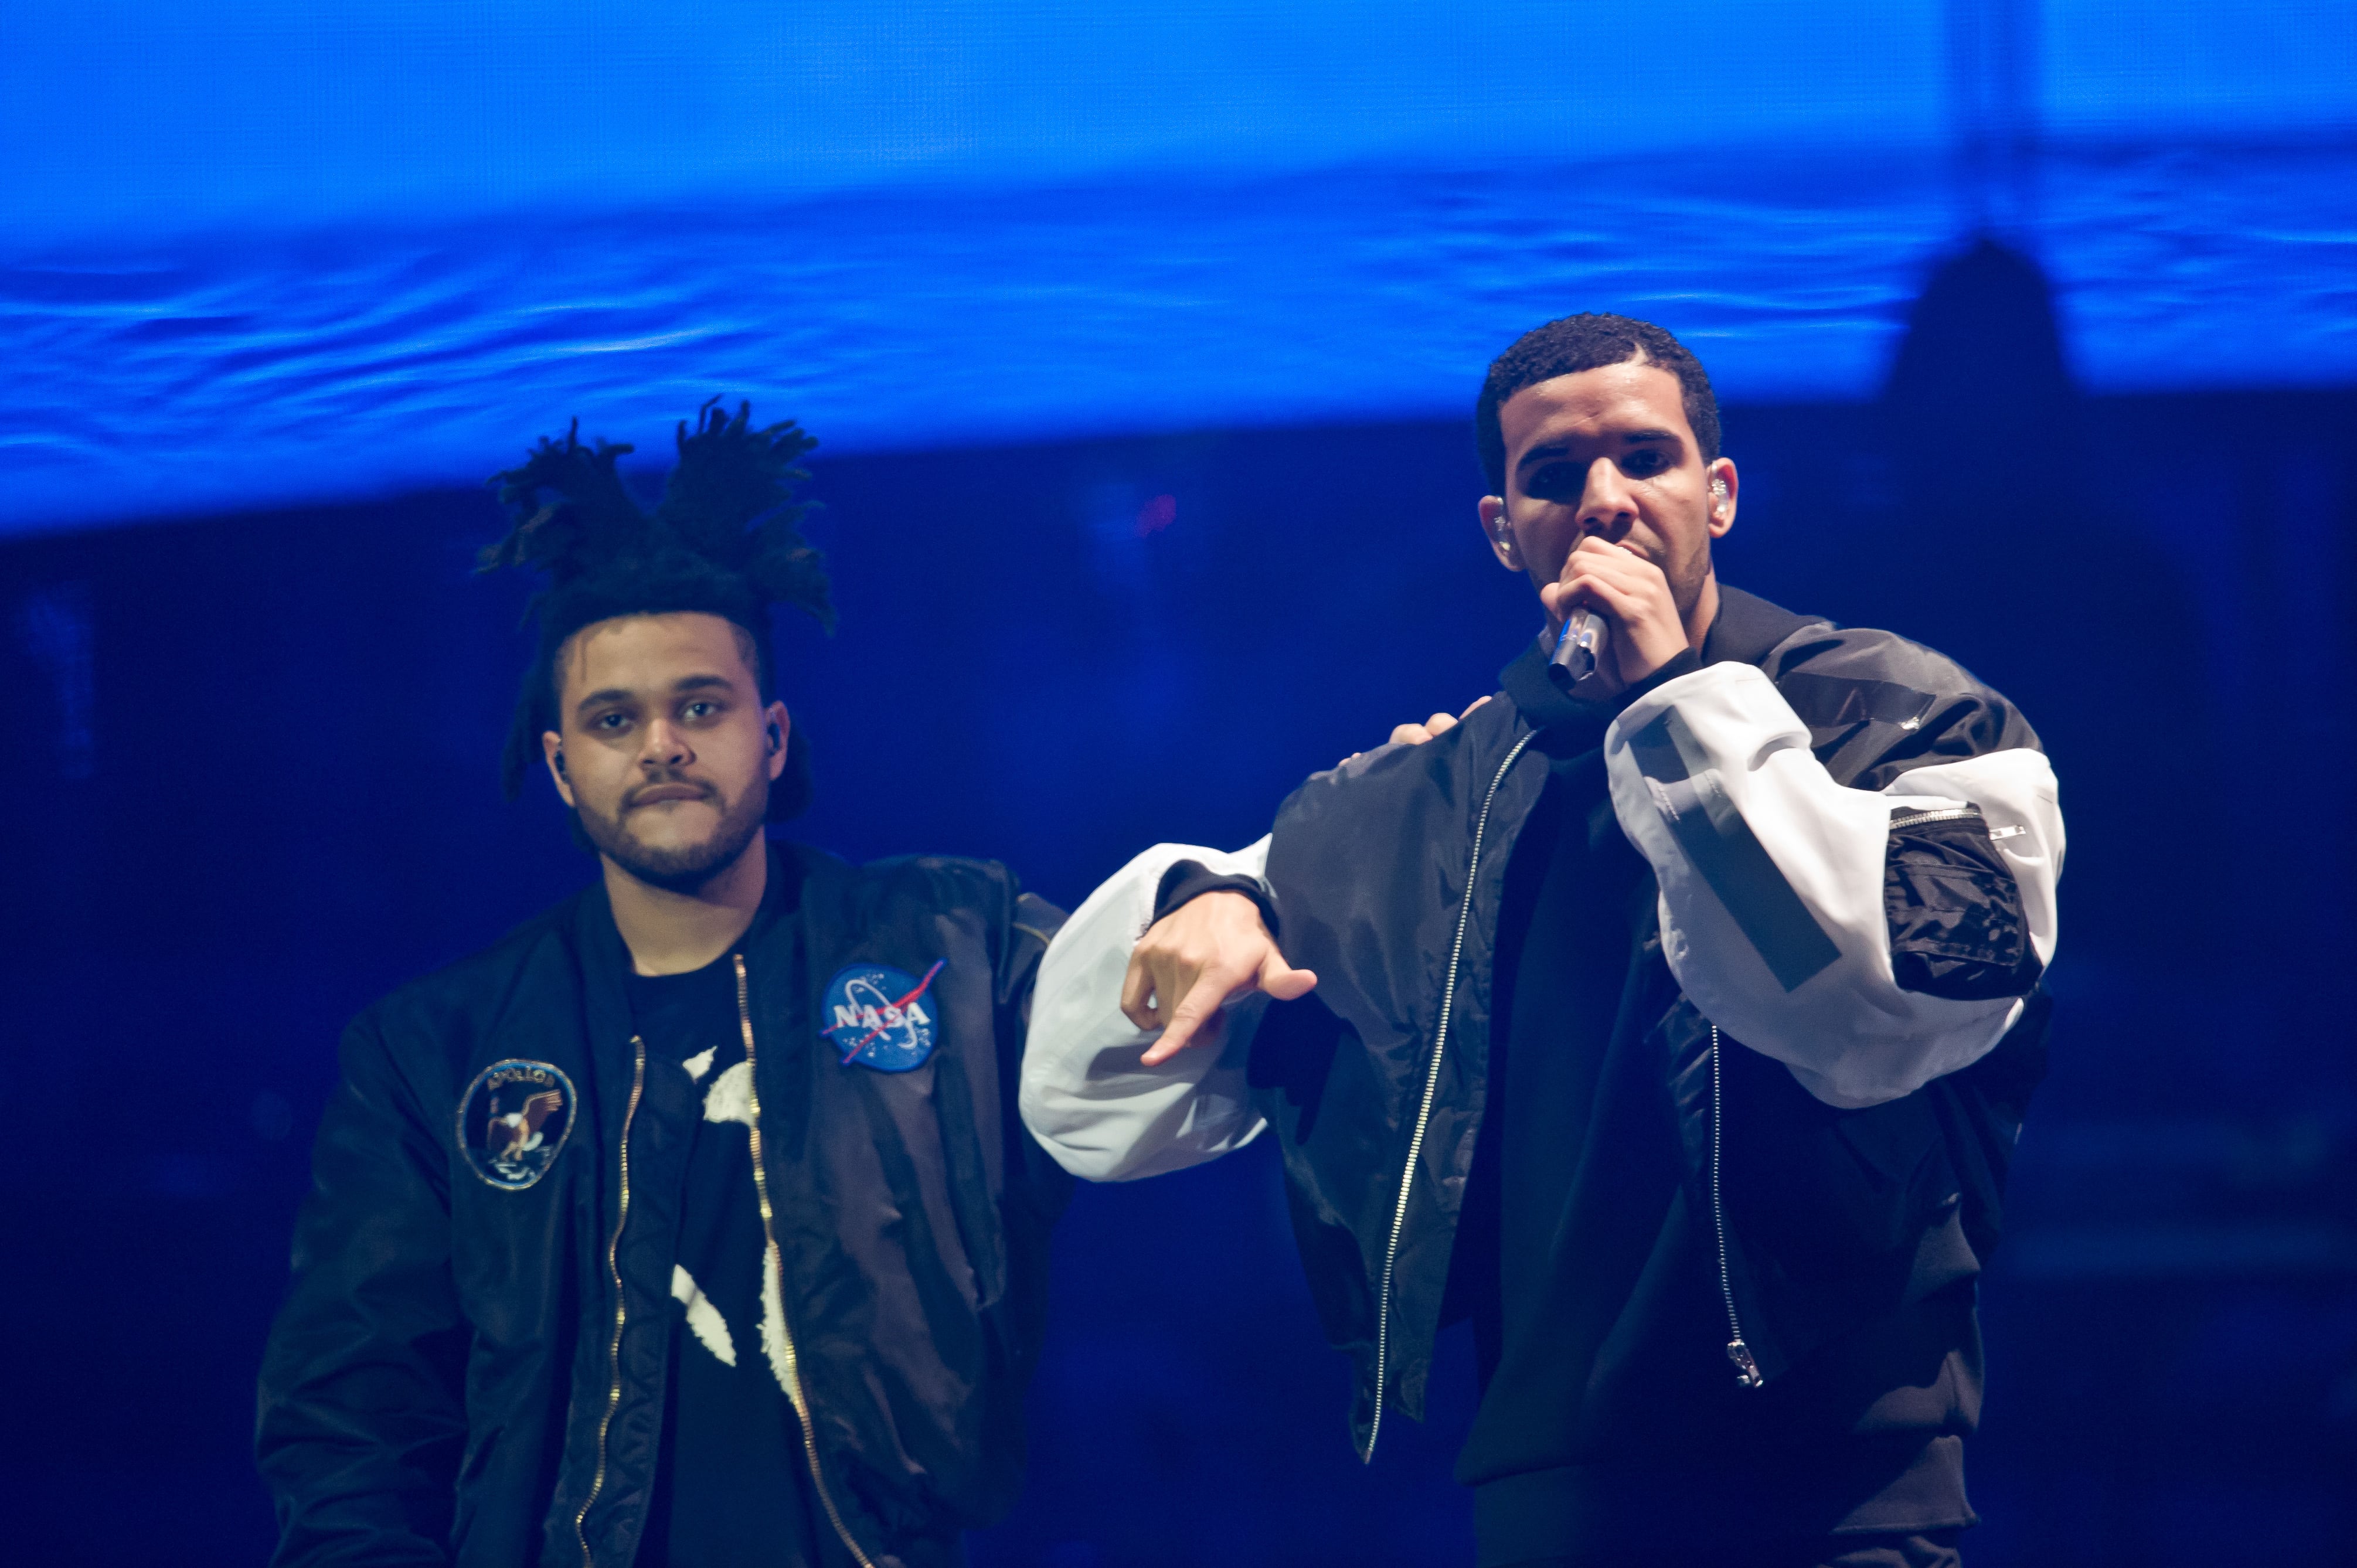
xmin=1018 ymin=839 xmax=1274 ymax=1181
xmin=1604 ymin=662 xmax=2064 ymax=1110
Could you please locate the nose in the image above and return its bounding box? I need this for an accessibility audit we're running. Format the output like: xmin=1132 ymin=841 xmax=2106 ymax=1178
xmin=638 ymin=716 xmax=692 ymax=769
xmin=1576 ymin=457 xmax=1637 ymax=538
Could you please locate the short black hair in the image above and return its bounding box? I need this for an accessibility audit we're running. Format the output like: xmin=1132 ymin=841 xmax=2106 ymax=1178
xmin=1475 ymin=313 xmax=1722 ymax=493
xmin=481 ymin=400 xmax=831 ymax=822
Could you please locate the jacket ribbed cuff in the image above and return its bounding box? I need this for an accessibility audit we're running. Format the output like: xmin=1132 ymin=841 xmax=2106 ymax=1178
xmin=1151 ymin=860 xmax=1279 ymax=938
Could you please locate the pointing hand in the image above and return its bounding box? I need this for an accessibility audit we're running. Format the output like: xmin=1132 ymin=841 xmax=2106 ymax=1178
xmin=1121 ymin=892 xmax=1317 ymax=1067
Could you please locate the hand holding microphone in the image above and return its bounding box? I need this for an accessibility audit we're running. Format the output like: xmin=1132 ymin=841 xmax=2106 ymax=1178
xmin=1497 ymin=469 xmax=1725 ymax=696
xmin=1539 ymin=535 xmax=1693 ymax=698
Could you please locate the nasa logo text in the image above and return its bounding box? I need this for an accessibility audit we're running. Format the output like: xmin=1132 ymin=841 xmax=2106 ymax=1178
xmin=822 ymin=961 xmax=945 ymax=1073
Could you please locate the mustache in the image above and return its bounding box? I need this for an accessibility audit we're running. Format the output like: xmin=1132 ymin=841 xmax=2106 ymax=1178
xmin=622 ymin=772 xmax=720 ymax=809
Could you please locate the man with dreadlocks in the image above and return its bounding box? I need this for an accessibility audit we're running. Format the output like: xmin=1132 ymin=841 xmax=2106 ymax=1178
xmin=256 ymin=404 xmax=1068 ymax=1568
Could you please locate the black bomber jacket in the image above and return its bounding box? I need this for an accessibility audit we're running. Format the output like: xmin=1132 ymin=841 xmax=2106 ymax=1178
xmin=256 ymin=842 xmax=1070 ymax=1568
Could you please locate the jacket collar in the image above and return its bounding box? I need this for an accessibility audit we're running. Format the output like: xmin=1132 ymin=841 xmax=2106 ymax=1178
xmin=1499 ymin=633 xmax=1592 ymax=737
xmin=569 ymin=841 xmax=808 ymax=1025
xmin=1703 ymin=583 xmax=1824 ymax=666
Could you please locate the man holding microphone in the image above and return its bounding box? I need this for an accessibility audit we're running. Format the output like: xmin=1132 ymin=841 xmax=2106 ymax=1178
xmin=1021 ymin=314 xmax=2063 ymax=1567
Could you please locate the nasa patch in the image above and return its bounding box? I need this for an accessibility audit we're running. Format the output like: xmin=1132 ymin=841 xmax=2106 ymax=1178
xmin=456 ymin=1059 xmax=577 ymax=1190
xmin=822 ymin=960 xmax=945 ymax=1073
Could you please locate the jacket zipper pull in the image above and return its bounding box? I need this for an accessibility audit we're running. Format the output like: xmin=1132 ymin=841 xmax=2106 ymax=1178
xmin=1707 ymin=1025 xmax=1766 ymax=1394
xmin=1726 ymin=1338 xmax=1763 ymax=1389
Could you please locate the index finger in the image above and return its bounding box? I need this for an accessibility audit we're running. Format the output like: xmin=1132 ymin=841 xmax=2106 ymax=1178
xmin=1138 ymin=972 xmax=1233 ymax=1066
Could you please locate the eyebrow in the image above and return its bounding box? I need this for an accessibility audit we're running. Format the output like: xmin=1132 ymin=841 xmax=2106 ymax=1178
xmin=1515 ymin=428 xmax=1681 ymax=475
xmin=571 ymin=674 xmax=738 ymax=716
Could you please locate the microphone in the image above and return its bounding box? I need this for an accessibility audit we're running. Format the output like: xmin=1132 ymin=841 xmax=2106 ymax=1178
xmin=1550 ymin=606 xmax=1603 ymax=685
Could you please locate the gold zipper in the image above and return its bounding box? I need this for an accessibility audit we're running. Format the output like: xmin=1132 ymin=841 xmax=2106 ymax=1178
xmin=574 ymin=1033 xmax=647 ymax=1567
xmin=736 ymin=954 xmax=879 ymax=1568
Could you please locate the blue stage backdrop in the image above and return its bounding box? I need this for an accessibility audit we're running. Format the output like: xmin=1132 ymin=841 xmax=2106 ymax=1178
xmin=3 ymin=5 xmax=2355 ymax=1567
xmin=2 ymin=0 xmax=2354 ymax=531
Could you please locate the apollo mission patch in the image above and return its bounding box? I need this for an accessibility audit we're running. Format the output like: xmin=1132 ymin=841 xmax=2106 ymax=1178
xmin=456 ymin=1059 xmax=577 ymax=1189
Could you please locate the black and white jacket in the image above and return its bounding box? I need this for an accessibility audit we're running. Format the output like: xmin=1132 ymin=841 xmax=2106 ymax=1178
xmin=1019 ymin=587 xmax=2063 ymax=1460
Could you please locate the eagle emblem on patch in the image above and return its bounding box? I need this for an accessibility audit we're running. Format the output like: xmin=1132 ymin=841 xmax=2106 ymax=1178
xmin=457 ymin=1059 xmax=577 ymax=1189
xmin=821 ymin=961 xmax=944 ymax=1073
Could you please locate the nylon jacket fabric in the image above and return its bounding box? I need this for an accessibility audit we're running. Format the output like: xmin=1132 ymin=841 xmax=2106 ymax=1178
xmin=256 ymin=842 xmax=1069 ymax=1568
xmin=1249 ymin=587 xmax=2050 ymax=1455
xmin=1884 ymin=811 xmax=2044 ymax=1000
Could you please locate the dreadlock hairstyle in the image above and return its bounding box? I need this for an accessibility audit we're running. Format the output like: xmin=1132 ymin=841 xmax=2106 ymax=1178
xmin=482 ymin=399 xmax=833 ymax=823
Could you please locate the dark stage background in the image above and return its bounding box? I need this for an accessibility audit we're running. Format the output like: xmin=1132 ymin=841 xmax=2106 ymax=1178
xmin=4 ymin=248 xmax=2356 ymax=1563
xmin=8 ymin=2 xmax=2357 ymax=1562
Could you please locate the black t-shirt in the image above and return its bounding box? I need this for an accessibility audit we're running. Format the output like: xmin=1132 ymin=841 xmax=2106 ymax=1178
xmin=624 ymin=951 xmax=829 ymax=1568
xmin=1446 ymin=700 xmax=1980 ymax=1562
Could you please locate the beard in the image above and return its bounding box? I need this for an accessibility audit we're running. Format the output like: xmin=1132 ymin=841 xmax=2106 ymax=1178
xmin=574 ymin=770 xmax=768 ymax=893
xmin=1666 ymin=545 xmax=1713 ymax=626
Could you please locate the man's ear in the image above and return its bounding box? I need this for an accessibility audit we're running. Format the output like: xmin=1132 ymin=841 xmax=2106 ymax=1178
xmin=1705 ymin=458 xmax=1739 ymax=539
xmin=1478 ymin=495 xmax=1522 ymax=571
xmin=540 ymin=730 xmax=575 ymax=808
xmin=764 ymin=702 xmax=791 ymax=783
